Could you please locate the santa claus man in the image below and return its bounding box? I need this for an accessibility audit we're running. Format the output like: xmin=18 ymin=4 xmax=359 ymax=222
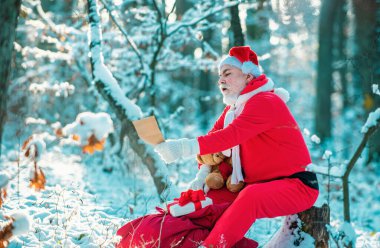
xmin=155 ymin=46 xmax=319 ymax=248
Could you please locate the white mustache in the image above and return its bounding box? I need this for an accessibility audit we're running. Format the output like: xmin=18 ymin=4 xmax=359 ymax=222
xmin=219 ymin=84 xmax=230 ymax=91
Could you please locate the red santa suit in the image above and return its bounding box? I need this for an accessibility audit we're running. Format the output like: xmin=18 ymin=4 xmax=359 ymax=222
xmin=197 ymin=75 xmax=319 ymax=247
xmin=117 ymin=44 xmax=319 ymax=247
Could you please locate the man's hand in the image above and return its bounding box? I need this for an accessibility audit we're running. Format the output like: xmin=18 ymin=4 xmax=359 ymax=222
xmin=154 ymin=138 xmax=199 ymax=164
xmin=188 ymin=165 xmax=211 ymax=193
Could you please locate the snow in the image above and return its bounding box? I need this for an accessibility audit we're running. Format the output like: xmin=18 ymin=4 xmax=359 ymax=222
xmin=29 ymin=81 xmax=75 ymax=97
xmin=93 ymin=63 xmax=143 ymax=120
xmin=25 ymin=117 xmax=47 ymax=125
xmin=373 ymin=84 xmax=380 ymax=96
xmin=23 ymin=136 xmax=46 ymax=162
xmin=87 ymin=0 xmax=143 ymax=121
xmin=22 ymin=46 xmax=71 ymax=62
xmin=302 ymin=128 xmax=310 ymax=136
xmin=310 ymin=134 xmax=321 ymax=144
xmin=264 ymin=215 xmax=315 ymax=248
xmin=361 ymin=108 xmax=380 ymax=133
xmin=340 ymin=222 xmax=357 ymax=246
xmin=62 ymin=112 xmax=113 ymax=145
xmin=326 ymin=221 xmax=357 ymax=247
xmin=11 ymin=212 xmax=31 ymax=236
xmin=0 ymin=172 xmax=10 ymax=188
xmin=2 ymin=151 xmax=150 ymax=247
xmin=322 ymin=150 xmax=332 ymax=160
xmin=307 ymin=163 xmax=346 ymax=177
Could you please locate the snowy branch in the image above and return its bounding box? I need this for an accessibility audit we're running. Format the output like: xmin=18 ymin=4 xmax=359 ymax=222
xmin=34 ymin=1 xmax=81 ymax=37
xmin=343 ymin=119 xmax=379 ymax=222
xmin=87 ymin=0 xmax=142 ymax=119
xmin=86 ymin=0 xmax=177 ymax=199
xmin=98 ymin=0 xmax=146 ymax=76
xmin=167 ymin=1 xmax=240 ymax=36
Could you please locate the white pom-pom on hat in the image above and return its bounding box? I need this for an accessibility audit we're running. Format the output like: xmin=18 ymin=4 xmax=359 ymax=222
xmin=274 ymin=88 xmax=290 ymax=103
xmin=10 ymin=212 xmax=31 ymax=236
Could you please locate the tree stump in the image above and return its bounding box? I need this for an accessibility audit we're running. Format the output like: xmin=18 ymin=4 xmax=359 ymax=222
xmin=298 ymin=204 xmax=330 ymax=248
xmin=265 ymin=204 xmax=330 ymax=248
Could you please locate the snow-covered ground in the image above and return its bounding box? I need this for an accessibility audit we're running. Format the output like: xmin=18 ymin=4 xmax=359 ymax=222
xmin=2 ymin=141 xmax=379 ymax=247
xmin=1 ymin=101 xmax=379 ymax=248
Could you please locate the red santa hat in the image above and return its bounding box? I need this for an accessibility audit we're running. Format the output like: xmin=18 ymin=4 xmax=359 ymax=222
xmin=219 ymin=46 xmax=262 ymax=77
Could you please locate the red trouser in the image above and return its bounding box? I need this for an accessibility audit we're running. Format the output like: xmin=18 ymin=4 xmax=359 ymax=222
xmin=203 ymin=178 xmax=319 ymax=248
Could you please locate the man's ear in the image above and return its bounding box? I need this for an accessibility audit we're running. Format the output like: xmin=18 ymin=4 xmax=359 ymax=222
xmin=246 ymin=73 xmax=254 ymax=82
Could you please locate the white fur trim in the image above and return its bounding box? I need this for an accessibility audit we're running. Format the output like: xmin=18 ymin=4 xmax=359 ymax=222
xmin=274 ymin=88 xmax=290 ymax=103
xmin=241 ymin=61 xmax=255 ymax=74
xmin=251 ymin=65 xmax=262 ymax=77
xmin=219 ymin=56 xmax=242 ymax=72
xmin=241 ymin=61 xmax=261 ymax=77
xmin=231 ymin=145 xmax=244 ymax=183
xmin=219 ymin=56 xmax=262 ymax=77
xmin=235 ymin=79 xmax=274 ymax=106
xmin=222 ymin=149 xmax=231 ymax=157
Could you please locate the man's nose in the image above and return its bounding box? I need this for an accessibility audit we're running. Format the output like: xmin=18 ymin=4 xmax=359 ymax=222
xmin=217 ymin=78 xmax=224 ymax=85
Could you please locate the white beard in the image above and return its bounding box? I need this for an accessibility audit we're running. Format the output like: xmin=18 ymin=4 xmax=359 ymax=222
xmin=223 ymin=93 xmax=239 ymax=106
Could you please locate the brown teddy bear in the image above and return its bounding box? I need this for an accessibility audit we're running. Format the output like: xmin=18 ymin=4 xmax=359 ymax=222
xmin=196 ymin=152 xmax=245 ymax=193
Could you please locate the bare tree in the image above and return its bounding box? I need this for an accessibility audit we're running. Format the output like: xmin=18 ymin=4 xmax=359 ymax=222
xmin=245 ymin=0 xmax=269 ymax=42
xmin=87 ymin=0 xmax=173 ymax=198
xmin=86 ymin=0 xmax=239 ymax=198
xmin=0 ymin=0 xmax=22 ymax=156
xmin=315 ymin=0 xmax=341 ymax=141
xmin=352 ymin=0 xmax=380 ymax=163
xmin=334 ymin=1 xmax=348 ymax=109
xmin=229 ymin=3 xmax=244 ymax=46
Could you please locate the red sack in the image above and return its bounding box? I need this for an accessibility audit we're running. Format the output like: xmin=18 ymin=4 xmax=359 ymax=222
xmin=116 ymin=203 xmax=229 ymax=248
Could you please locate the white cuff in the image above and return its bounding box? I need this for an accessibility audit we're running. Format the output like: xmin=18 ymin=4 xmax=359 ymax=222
xmin=198 ymin=164 xmax=211 ymax=176
xmin=181 ymin=138 xmax=200 ymax=158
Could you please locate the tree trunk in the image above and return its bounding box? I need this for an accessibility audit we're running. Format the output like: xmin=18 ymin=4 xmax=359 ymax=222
xmin=0 ymin=0 xmax=21 ymax=156
xmin=41 ymin=0 xmax=77 ymax=15
xmin=352 ymin=0 xmax=380 ymax=163
xmin=315 ymin=0 xmax=340 ymax=141
xmin=176 ymin=0 xmax=192 ymax=20
xmin=245 ymin=0 xmax=272 ymax=70
xmin=335 ymin=0 xmax=349 ymax=109
xmin=298 ymin=204 xmax=330 ymax=248
xmin=266 ymin=204 xmax=330 ymax=248
xmin=245 ymin=0 xmax=269 ymax=41
xmin=229 ymin=4 xmax=244 ymax=46
xmin=86 ymin=0 xmax=175 ymax=199
xmin=198 ymin=1 xmax=223 ymax=131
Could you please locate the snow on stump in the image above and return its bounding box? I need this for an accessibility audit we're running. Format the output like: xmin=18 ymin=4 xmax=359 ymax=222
xmin=265 ymin=204 xmax=330 ymax=248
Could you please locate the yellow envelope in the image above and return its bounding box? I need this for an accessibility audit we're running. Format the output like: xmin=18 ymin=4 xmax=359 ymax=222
xmin=132 ymin=116 xmax=164 ymax=145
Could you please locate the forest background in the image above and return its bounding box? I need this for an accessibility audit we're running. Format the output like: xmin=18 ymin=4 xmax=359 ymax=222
xmin=0 ymin=0 xmax=379 ymax=247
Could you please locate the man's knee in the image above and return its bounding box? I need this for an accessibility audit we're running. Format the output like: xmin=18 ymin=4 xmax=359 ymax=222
xmin=238 ymin=184 xmax=261 ymax=199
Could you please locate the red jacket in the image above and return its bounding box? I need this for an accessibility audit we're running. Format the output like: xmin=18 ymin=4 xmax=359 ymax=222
xmin=197 ymin=91 xmax=311 ymax=184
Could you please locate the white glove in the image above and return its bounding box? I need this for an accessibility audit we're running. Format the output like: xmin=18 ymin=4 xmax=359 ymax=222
xmin=154 ymin=138 xmax=199 ymax=164
xmin=188 ymin=164 xmax=211 ymax=193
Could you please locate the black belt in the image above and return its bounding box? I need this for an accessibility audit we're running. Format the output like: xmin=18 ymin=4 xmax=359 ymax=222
xmin=288 ymin=171 xmax=319 ymax=190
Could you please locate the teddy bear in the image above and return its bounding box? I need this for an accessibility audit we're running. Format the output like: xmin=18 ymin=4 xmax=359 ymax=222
xmin=196 ymin=152 xmax=245 ymax=193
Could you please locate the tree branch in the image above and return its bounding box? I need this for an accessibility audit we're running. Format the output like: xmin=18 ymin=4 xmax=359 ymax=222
xmin=167 ymin=1 xmax=239 ymax=36
xmin=86 ymin=0 xmax=177 ymax=199
xmin=342 ymin=121 xmax=379 ymax=222
xmin=98 ymin=0 xmax=146 ymax=77
xmin=343 ymin=122 xmax=380 ymax=179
